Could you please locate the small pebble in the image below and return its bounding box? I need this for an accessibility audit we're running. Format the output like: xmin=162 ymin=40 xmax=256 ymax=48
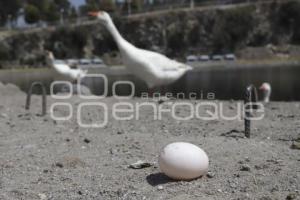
xmin=206 ymin=172 xmax=214 ymax=178
xmin=291 ymin=142 xmax=300 ymax=150
xmin=38 ymin=193 xmax=47 ymax=200
xmin=129 ymin=160 xmax=153 ymax=169
xmin=157 ymin=186 xmax=164 ymax=190
xmin=240 ymin=164 xmax=251 ymax=171
xmin=286 ymin=193 xmax=297 ymax=200
xmin=84 ymin=138 xmax=91 ymax=144
xmin=55 ymin=162 xmax=64 ymax=168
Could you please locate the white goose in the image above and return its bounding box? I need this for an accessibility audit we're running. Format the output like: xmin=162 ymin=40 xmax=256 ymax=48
xmin=259 ymin=82 xmax=272 ymax=103
xmin=88 ymin=11 xmax=192 ymax=89
xmin=45 ymin=51 xmax=87 ymax=82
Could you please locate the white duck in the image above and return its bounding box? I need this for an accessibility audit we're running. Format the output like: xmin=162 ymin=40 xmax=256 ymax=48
xmin=88 ymin=11 xmax=192 ymax=89
xmin=45 ymin=51 xmax=87 ymax=82
xmin=259 ymin=82 xmax=271 ymax=103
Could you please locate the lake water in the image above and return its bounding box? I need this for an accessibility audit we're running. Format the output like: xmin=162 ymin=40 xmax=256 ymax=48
xmin=0 ymin=63 xmax=299 ymax=101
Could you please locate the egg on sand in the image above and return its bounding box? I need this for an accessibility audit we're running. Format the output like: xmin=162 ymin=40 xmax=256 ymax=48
xmin=159 ymin=142 xmax=209 ymax=180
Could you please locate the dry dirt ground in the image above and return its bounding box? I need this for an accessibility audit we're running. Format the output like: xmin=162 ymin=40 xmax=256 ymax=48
xmin=0 ymin=83 xmax=299 ymax=200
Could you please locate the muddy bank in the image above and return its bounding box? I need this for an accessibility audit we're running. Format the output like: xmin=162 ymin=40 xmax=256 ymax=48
xmin=0 ymin=83 xmax=299 ymax=199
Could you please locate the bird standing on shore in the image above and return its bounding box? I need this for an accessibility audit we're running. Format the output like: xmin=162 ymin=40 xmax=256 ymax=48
xmin=259 ymin=82 xmax=272 ymax=103
xmin=45 ymin=51 xmax=87 ymax=83
xmin=88 ymin=11 xmax=192 ymax=91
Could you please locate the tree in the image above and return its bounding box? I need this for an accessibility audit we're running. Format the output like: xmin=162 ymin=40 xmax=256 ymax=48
xmin=86 ymin=0 xmax=101 ymax=10
xmin=80 ymin=0 xmax=100 ymax=16
xmin=0 ymin=0 xmax=22 ymax=26
xmin=277 ymin=1 xmax=300 ymax=44
xmin=24 ymin=4 xmax=40 ymax=24
xmin=99 ymin=0 xmax=116 ymax=12
xmin=212 ymin=6 xmax=255 ymax=52
xmin=131 ymin=0 xmax=143 ymax=12
xmin=70 ymin=7 xmax=78 ymax=19
xmin=44 ymin=1 xmax=60 ymax=23
xmin=27 ymin=0 xmax=49 ymax=13
xmin=54 ymin=0 xmax=70 ymax=10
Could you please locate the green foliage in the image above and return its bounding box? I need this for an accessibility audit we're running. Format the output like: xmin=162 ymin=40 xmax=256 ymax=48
xmin=99 ymin=0 xmax=116 ymax=12
xmin=27 ymin=0 xmax=49 ymax=13
xmin=0 ymin=43 xmax=10 ymax=61
xmin=24 ymin=4 xmax=41 ymax=24
xmin=212 ymin=6 xmax=255 ymax=52
xmin=131 ymin=0 xmax=143 ymax=12
xmin=167 ymin=22 xmax=186 ymax=56
xmin=54 ymin=0 xmax=70 ymax=10
xmin=25 ymin=0 xmax=71 ymax=23
xmin=46 ymin=27 xmax=89 ymax=58
xmin=0 ymin=0 xmax=21 ymax=25
xmin=70 ymin=7 xmax=78 ymax=19
xmin=44 ymin=2 xmax=60 ymax=22
xmin=277 ymin=1 xmax=300 ymax=44
xmin=277 ymin=1 xmax=300 ymax=28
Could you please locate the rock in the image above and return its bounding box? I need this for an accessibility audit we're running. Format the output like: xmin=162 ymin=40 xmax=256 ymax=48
xmin=157 ymin=186 xmax=164 ymax=190
xmin=286 ymin=193 xmax=297 ymax=200
xmin=128 ymin=160 xmax=153 ymax=169
xmin=117 ymin=131 xmax=123 ymax=135
xmin=291 ymin=142 xmax=300 ymax=150
xmin=38 ymin=193 xmax=47 ymax=200
xmin=62 ymin=156 xmax=86 ymax=168
xmin=55 ymin=156 xmax=85 ymax=169
xmin=55 ymin=162 xmax=64 ymax=168
xmin=206 ymin=171 xmax=215 ymax=178
xmin=0 ymin=113 xmax=9 ymax=119
xmin=84 ymin=138 xmax=91 ymax=144
xmin=240 ymin=164 xmax=251 ymax=171
xmin=221 ymin=129 xmax=244 ymax=139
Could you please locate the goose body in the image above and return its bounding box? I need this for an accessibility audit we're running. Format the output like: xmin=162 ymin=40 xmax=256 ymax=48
xmin=46 ymin=51 xmax=87 ymax=82
xmin=89 ymin=11 xmax=192 ymax=89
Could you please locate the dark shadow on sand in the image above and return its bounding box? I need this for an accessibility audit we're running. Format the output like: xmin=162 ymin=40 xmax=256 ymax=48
xmin=146 ymin=173 xmax=175 ymax=186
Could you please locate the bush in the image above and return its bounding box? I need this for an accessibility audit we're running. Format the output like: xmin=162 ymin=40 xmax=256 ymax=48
xmin=46 ymin=27 xmax=89 ymax=58
xmin=0 ymin=42 xmax=11 ymax=61
xmin=277 ymin=1 xmax=300 ymax=44
xmin=99 ymin=0 xmax=116 ymax=12
xmin=44 ymin=2 xmax=60 ymax=22
xmin=212 ymin=6 xmax=255 ymax=52
xmin=0 ymin=0 xmax=22 ymax=26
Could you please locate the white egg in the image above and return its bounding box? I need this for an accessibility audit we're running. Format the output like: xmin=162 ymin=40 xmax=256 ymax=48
xmin=158 ymin=142 xmax=209 ymax=180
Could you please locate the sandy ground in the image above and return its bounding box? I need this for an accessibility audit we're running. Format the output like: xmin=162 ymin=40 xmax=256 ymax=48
xmin=0 ymin=83 xmax=299 ymax=200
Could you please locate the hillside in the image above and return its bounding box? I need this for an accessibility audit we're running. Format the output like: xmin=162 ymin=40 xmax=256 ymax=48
xmin=1 ymin=0 xmax=300 ymax=68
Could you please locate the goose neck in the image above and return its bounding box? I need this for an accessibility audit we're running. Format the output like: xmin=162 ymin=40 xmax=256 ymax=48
xmin=106 ymin=20 xmax=125 ymax=45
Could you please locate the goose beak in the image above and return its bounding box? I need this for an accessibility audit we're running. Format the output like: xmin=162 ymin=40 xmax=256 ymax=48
xmin=88 ymin=11 xmax=100 ymax=17
xmin=259 ymin=85 xmax=265 ymax=90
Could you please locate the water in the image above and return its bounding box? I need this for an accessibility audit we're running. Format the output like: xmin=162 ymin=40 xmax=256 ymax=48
xmin=0 ymin=64 xmax=300 ymax=101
